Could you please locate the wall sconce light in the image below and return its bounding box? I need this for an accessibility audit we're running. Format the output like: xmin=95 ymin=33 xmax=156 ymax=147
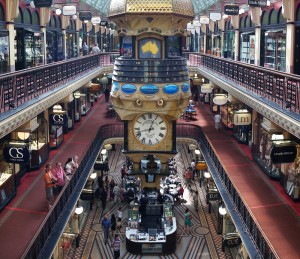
xmin=55 ymin=9 xmax=62 ymax=15
xmin=219 ymin=204 xmax=227 ymax=215
xmin=204 ymin=171 xmax=211 ymax=179
xmin=84 ymin=20 xmax=89 ymax=23
xmin=222 ymin=14 xmax=228 ymax=19
xmin=74 ymin=91 xmax=81 ymax=99
xmin=202 ymin=78 xmax=205 ymax=83
xmin=53 ymin=104 xmax=63 ymax=112
xmin=17 ymin=132 xmax=30 ymax=140
xmin=195 ymin=149 xmax=200 ymax=155
xmin=90 ymin=172 xmax=97 ymax=179
xmin=30 ymin=1 xmax=35 ymax=8
xmin=75 ymin=206 xmax=84 ymax=215
xmin=101 ymin=149 xmax=107 ymax=155
xmin=72 ymin=14 xmax=77 ymax=20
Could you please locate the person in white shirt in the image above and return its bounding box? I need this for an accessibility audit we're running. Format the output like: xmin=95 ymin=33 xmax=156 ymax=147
xmin=113 ymin=184 xmax=120 ymax=203
xmin=214 ymin=113 xmax=222 ymax=132
xmin=91 ymin=43 xmax=101 ymax=54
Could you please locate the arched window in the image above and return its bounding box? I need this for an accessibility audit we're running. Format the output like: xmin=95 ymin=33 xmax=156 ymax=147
xmin=32 ymin=11 xmax=39 ymax=25
xmin=23 ymin=8 xmax=32 ymax=24
xmin=245 ymin=15 xmax=252 ymax=28
xmin=57 ymin=16 xmax=61 ymax=28
xmin=269 ymin=9 xmax=277 ymax=24
xmin=261 ymin=11 xmax=269 ymax=25
xmin=15 ymin=7 xmax=23 ymax=23
xmin=49 ymin=15 xmax=56 ymax=27
xmin=278 ymin=7 xmax=286 ymax=24
xmin=240 ymin=16 xmax=245 ymax=28
xmin=0 ymin=3 xmax=5 ymax=21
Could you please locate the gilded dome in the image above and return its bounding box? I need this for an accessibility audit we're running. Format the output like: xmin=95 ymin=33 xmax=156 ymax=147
xmin=109 ymin=0 xmax=194 ymax=18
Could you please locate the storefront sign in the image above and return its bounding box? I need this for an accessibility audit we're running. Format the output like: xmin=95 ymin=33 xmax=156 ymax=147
xmin=224 ymin=5 xmax=239 ymax=15
xmin=79 ymin=11 xmax=92 ymax=21
xmin=33 ymin=0 xmax=52 ymax=8
xmin=270 ymin=143 xmax=297 ymax=164
xmin=100 ymin=21 xmax=108 ymax=27
xmin=4 ymin=144 xmax=30 ymax=164
xmin=223 ymin=236 xmax=242 ymax=248
xmin=209 ymin=12 xmax=221 ymax=21
xmin=49 ymin=113 xmax=68 ymax=126
xmin=199 ymin=17 xmax=210 ymax=25
xmin=62 ymin=5 xmax=77 ymax=16
xmin=91 ymin=17 xmax=101 ymax=24
xmin=213 ymin=95 xmax=227 ymax=105
xmin=233 ymin=112 xmax=251 ymax=125
xmin=201 ymin=84 xmax=212 ymax=93
xmin=248 ymin=0 xmax=267 ymax=7
xmin=207 ymin=192 xmax=220 ymax=201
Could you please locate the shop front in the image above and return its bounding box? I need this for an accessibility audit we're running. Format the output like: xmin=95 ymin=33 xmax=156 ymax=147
xmin=200 ymin=83 xmax=213 ymax=104
xmin=223 ymin=21 xmax=235 ymax=59
xmin=232 ymin=109 xmax=252 ymax=144
xmin=0 ymin=27 xmax=9 ymax=74
xmin=239 ymin=15 xmax=255 ymax=64
xmin=66 ymin=20 xmax=77 ymax=59
xmin=252 ymin=116 xmax=298 ymax=179
xmin=49 ymin=108 xmax=68 ymax=149
xmin=12 ymin=116 xmax=49 ymax=171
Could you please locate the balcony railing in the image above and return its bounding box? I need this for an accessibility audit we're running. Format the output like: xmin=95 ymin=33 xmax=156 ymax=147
xmin=187 ymin=53 xmax=300 ymax=115
xmin=22 ymin=123 xmax=271 ymax=258
xmin=0 ymin=53 xmax=117 ymax=115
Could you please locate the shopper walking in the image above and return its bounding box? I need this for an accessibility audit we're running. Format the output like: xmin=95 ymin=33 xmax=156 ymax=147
xmin=193 ymin=191 xmax=199 ymax=212
xmin=104 ymin=87 xmax=110 ymax=103
xmin=111 ymin=234 xmax=122 ymax=259
xmin=214 ymin=112 xmax=222 ymax=132
xmin=100 ymin=188 xmax=108 ymax=211
xmin=82 ymin=42 xmax=88 ymax=56
xmin=111 ymin=214 xmax=117 ymax=237
xmin=101 ymin=215 xmax=111 ymax=244
xmin=117 ymin=207 xmax=122 ymax=230
xmin=184 ymin=208 xmax=192 ymax=234
xmin=43 ymin=164 xmax=57 ymax=210
xmin=113 ymin=184 xmax=120 ymax=203
xmin=91 ymin=43 xmax=101 ymax=54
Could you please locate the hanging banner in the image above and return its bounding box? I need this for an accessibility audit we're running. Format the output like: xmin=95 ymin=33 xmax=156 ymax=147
xmin=199 ymin=17 xmax=210 ymax=25
xmin=34 ymin=0 xmax=53 ymax=8
xmin=201 ymin=84 xmax=212 ymax=93
xmin=3 ymin=144 xmax=30 ymax=164
xmin=49 ymin=113 xmax=68 ymax=126
xmin=100 ymin=21 xmax=108 ymax=27
xmin=233 ymin=112 xmax=251 ymax=125
xmin=91 ymin=17 xmax=101 ymax=24
xmin=224 ymin=5 xmax=239 ymax=15
xmin=223 ymin=236 xmax=242 ymax=248
xmin=270 ymin=142 xmax=297 ymax=164
xmin=206 ymin=192 xmax=220 ymax=201
xmin=248 ymin=0 xmax=267 ymax=7
xmin=79 ymin=11 xmax=92 ymax=21
xmin=213 ymin=94 xmax=227 ymax=105
xmin=210 ymin=13 xmax=222 ymax=21
xmin=62 ymin=5 xmax=77 ymax=16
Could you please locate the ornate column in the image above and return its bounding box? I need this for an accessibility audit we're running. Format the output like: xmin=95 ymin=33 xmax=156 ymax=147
xmin=251 ymin=7 xmax=262 ymax=66
xmin=62 ymin=15 xmax=70 ymax=59
xmin=40 ymin=7 xmax=51 ymax=64
xmin=5 ymin=0 xmax=19 ymax=72
xmin=75 ymin=15 xmax=82 ymax=57
xmin=231 ymin=15 xmax=240 ymax=61
xmin=282 ymin=0 xmax=295 ymax=73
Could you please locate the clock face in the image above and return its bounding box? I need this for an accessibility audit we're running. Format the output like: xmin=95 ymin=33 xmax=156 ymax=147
xmin=133 ymin=113 xmax=167 ymax=146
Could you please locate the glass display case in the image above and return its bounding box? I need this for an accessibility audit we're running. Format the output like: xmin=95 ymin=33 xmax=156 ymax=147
xmin=128 ymin=205 xmax=140 ymax=229
xmin=49 ymin=125 xmax=64 ymax=149
xmin=24 ymin=30 xmax=43 ymax=68
xmin=264 ymin=30 xmax=286 ymax=71
xmin=240 ymin=33 xmax=255 ymax=64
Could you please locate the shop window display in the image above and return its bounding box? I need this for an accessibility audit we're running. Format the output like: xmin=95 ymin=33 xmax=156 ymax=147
xmin=0 ymin=30 xmax=9 ymax=74
xmin=240 ymin=33 xmax=255 ymax=64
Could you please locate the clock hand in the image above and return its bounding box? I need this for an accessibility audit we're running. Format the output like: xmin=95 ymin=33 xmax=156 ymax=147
xmin=148 ymin=120 xmax=154 ymax=132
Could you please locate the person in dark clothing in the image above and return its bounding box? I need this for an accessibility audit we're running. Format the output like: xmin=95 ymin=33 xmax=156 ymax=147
xmin=104 ymin=87 xmax=110 ymax=102
xmin=100 ymin=189 xmax=108 ymax=210
xmin=111 ymin=214 xmax=117 ymax=237
xmin=127 ymin=188 xmax=135 ymax=203
xmin=101 ymin=215 xmax=111 ymax=244
xmin=97 ymin=176 xmax=104 ymax=191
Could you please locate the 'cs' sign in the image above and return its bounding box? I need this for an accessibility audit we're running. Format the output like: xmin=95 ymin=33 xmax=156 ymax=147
xmin=4 ymin=145 xmax=30 ymax=164
xmin=49 ymin=113 xmax=68 ymax=125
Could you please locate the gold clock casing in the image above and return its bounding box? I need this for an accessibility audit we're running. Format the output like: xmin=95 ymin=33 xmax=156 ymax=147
xmin=133 ymin=113 xmax=167 ymax=146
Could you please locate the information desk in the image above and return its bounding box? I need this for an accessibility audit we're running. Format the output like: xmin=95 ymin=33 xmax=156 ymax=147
xmin=126 ymin=217 xmax=176 ymax=254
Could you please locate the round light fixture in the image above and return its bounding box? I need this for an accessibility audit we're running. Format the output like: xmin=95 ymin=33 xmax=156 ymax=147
xmin=74 ymin=91 xmax=81 ymax=99
xmin=195 ymin=149 xmax=201 ymax=155
xmin=219 ymin=205 xmax=227 ymax=215
xmin=18 ymin=132 xmax=30 ymax=140
xmin=84 ymin=20 xmax=89 ymax=23
xmin=204 ymin=171 xmax=211 ymax=178
xmin=75 ymin=206 xmax=84 ymax=215
xmin=55 ymin=9 xmax=62 ymax=15
xmin=53 ymin=104 xmax=62 ymax=112
xmin=90 ymin=172 xmax=97 ymax=179
xmin=72 ymin=14 xmax=77 ymax=20
xmin=101 ymin=149 xmax=107 ymax=155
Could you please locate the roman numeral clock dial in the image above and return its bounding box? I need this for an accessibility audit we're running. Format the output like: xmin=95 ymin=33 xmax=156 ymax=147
xmin=133 ymin=113 xmax=167 ymax=146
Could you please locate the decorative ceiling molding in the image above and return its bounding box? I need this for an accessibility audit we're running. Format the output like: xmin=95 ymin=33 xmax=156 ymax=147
xmin=195 ymin=68 xmax=300 ymax=139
